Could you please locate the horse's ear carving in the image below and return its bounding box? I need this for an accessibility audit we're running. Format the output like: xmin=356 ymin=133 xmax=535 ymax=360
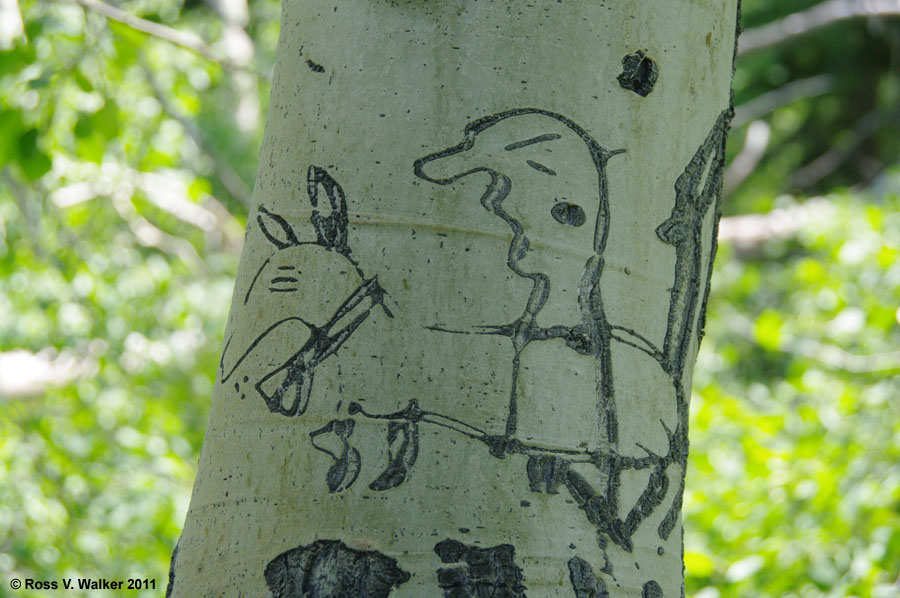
xmin=257 ymin=205 xmax=300 ymax=249
xmin=307 ymin=165 xmax=351 ymax=256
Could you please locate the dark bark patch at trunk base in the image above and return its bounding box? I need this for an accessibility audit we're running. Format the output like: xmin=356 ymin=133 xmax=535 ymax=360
xmin=434 ymin=539 xmax=527 ymax=597
xmin=567 ymin=556 xmax=609 ymax=598
xmin=264 ymin=540 xmax=410 ymax=598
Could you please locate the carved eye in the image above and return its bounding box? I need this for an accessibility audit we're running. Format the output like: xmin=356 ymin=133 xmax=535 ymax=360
xmin=551 ymin=202 xmax=586 ymax=227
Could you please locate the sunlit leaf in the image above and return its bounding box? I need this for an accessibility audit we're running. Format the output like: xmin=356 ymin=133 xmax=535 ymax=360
xmin=753 ymin=309 xmax=782 ymax=352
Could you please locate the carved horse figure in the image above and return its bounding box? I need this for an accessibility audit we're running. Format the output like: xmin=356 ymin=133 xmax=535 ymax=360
xmin=220 ymin=165 xmax=391 ymax=417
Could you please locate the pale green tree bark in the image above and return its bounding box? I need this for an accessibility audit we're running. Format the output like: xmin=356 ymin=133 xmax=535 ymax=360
xmin=169 ymin=2 xmax=740 ymax=596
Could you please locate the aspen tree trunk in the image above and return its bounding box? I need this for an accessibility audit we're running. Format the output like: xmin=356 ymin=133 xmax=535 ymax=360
xmin=169 ymin=2 xmax=740 ymax=596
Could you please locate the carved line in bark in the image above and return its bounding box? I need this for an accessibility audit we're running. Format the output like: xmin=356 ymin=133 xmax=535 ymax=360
xmin=309 ymin=419 xmax=361 ymax=493
xmin=642 ymin=580 xmax=664 ymax=598
xmin=568 ymin=555 xmax=610 ymax=598
xmin=164 ymin=540 xmax=178 ymax=598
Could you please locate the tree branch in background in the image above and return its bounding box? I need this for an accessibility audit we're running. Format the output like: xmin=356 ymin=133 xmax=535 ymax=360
xmin=0 ymin=348 xmax=99 ymax=399
xmin=724 ymin=77 xmax=832 ymax=197
xmin=791 ymin=110 xmax=883 ymax=188
xmin=4 ymin=168 xmax=100 ymax=266
xmin=739 ymin=0 xmax=900 ymax=55
xmin=733 ymin=75 xmax=833 ymax=128
xmin=2 ymin=168 xmax=41 ymax=247
xmin=50 ymin=158 xmax=244 ymax=255
xmin=724 ymin=121 xmax=771 ymax=195
xmin=139 ymin=58 xmax=253 ymax=208
xmin=111 ymin=190 xmax=209 ymax=272
xmin=720 ymin=305 xmax=900 ymax=374
xmin=0 ymin=0 xmax=24 ymax=49
xmin=75 ymin=0 xmax=265 ymax=77
xmin=208 ymin=0 xmax=261 ymax=132
xmin=717 ymin=197 xmax=827 ymax=253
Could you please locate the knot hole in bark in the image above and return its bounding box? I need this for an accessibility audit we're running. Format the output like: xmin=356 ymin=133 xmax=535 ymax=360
xmin=617 ymin=51 xmax=659 ymax=97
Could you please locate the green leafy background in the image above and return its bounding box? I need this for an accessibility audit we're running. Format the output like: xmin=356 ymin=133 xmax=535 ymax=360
xmin=0 ymin=1 xmax=897 ymax=596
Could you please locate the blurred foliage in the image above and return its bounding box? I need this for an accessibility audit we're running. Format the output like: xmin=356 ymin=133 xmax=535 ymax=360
xmin=0 ymin=0 xmax=275 ymax=595
xmin=731 ymin=0 xmax=900 ymax=214
xmin=686 ymin=189 xmax=900 ymax=598
xmin=0 ymin=1 xmax=897 ymax=597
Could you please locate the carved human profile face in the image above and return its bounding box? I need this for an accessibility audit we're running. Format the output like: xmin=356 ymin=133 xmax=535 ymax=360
xmin=414 ymin=109 xmax=620 ymax=327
